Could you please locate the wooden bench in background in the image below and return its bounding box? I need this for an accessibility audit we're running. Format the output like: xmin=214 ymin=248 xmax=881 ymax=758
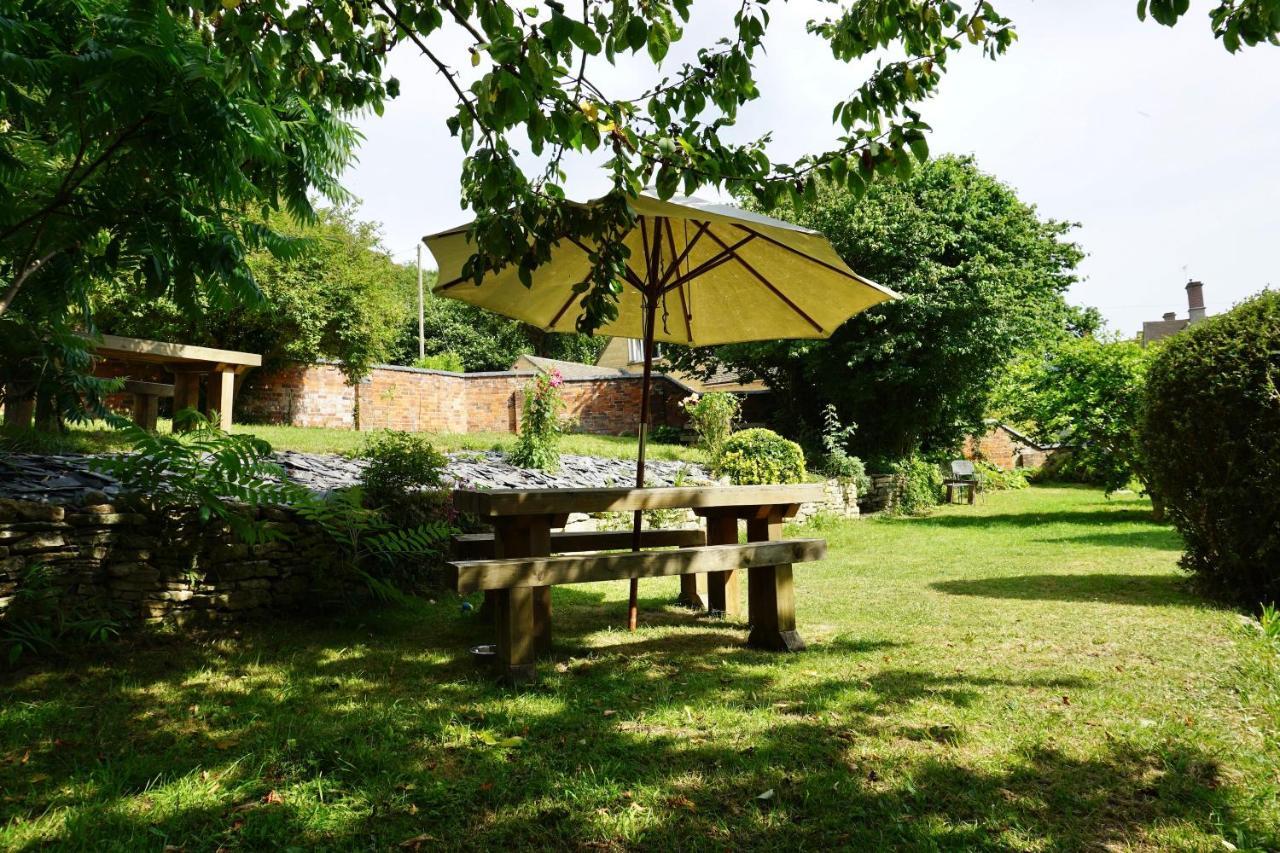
xmin=123 ymin=380 xmax=174 ymax=432
xmin=449 ymin=484 xmax=827 ymax=683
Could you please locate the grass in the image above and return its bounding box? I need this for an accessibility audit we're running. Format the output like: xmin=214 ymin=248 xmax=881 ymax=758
xmin=2 ymin=486 xmax=1278 ymax=850
xmin=2 ymin=422 xmax=705 ymax=463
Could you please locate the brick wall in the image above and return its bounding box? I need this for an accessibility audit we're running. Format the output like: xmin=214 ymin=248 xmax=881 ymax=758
xmin=963 ymin=423 xmax=1063 ymax=470
xmin=238 ymin=363 xmax=690 ymax=435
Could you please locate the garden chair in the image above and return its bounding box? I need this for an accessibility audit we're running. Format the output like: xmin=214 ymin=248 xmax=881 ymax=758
xmin=944 ymin=460 xmax=980 ymax=505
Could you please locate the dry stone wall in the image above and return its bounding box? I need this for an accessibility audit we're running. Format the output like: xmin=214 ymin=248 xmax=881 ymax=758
xmin=0 ymin=496 xmax=356 ymax=628
xmin=0 ymin=451 xmax=863 ymax=631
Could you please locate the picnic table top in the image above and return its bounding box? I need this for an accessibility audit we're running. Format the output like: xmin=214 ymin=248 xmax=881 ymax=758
xmin=451 ymin=483 xmax=825 ymax=518
xmin=91 ymin=334 xmax=262 ymax=369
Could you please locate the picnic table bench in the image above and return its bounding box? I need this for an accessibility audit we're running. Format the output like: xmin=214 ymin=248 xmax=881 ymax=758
xmin=449 ymin=484 xmax=828 ymax=683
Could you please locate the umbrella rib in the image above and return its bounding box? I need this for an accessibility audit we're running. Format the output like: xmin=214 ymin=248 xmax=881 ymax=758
xmin=656 ymin=220 xmax=710 ymax=288
xmin=564 ymin=234 xmax=648 ymax=294
xmin=660 ymin=233 xmax=754 ymax=294
xmin=704 ymin=229 xmax=825 ymax=334
xmin=731 ymin=224 xmax=869 ymax=285
xmin=663 ymin=220 xmax=694 ymax=343
xmin=547 ymin=288 xmax=580 ymax=330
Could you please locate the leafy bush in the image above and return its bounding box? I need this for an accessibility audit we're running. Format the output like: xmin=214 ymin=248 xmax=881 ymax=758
xmin=509 ymin=370 xmax=565 ymax=471
xmin=887 ymin=455 xmax=943 ymax=515
xmin=681 ymin=392 xmax=740 ymax=470
xmin=358 ymin=430 xmax=447 ymax=506
xmin=976 ymin=461 xmax=1030 ymax=491
xmin=94 ymin=413 xmax=299 ymax=545
xmin=1140 ymin=291 xmax=1280 ymax=603
xmin=995 ymin=336 xmax=1152 ymax=494
xmin=413 ymin=352 xmax=465 ymax=372
xmin=719 ymin=429 xmax=807 ymax=485
xmin=650 ymin=424 xmax=684 ymax=444
xmin=820 ymin=404 xmax=871 ymax=496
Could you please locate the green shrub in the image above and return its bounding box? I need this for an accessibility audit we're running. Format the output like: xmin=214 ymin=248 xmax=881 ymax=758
xmin=681 ymin=391 xmax=740 ymax=470
xmin=888 ymin=455 xmax=943 ymax=515
xmin=976 ymin=461 xmax=1030 ymax=491
xmin=358 ymin=430 xmax=447 ymax=506
xmin=718 ymin=428 xmax=807 ymax=485
xmin=509 ymin=370 xmax=565 ymax=471
xmin=820 ymin=404 xmax=871 ymax=496
xmin=413 ymin=352 xmax=465 ymax=372
xmin=1140 ymin=291 xmax=1280 ymax=603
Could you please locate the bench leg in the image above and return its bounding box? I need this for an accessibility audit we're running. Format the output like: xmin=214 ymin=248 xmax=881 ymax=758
xmin=676 ymin=574 xmax=705 ymax=610
xmin=532 ymin=586 xmax=552 ymax=655
xmin=495 ymin=587 xmax=537 ymax=684
xmin=704 ymin=515 xmax=741 ymax=619
xmin=478 ymin=589 xmax=499 ymax=624
xmin=172 ymin=373 xmax=201 ymax=431
xmin=747 ymin=563 xmax=806 ymax=652
xmin=968 ymin=484 xmax=976 ymax=505
xmin=132 ymin=394 xmax=159 ymax=432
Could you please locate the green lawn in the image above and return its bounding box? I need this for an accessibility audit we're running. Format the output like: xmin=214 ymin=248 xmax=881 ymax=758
xmin=2 ymin=486 xmax=1277 ymax=850
xmin=7 ymin=421 xmax=704 ymax=463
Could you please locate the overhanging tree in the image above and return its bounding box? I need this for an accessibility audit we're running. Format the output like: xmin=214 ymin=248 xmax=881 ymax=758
xmin=5 ymin=0 xmax=1273 ymax=346
xmin=668 ymin=156 xmax=1084 ymax=459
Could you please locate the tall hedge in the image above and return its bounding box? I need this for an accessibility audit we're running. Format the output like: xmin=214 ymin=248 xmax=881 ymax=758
xmin=1140 ymin=292 xmax=1280 ymax=603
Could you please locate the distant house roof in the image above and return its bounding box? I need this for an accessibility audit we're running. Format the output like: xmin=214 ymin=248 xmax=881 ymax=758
xmin=1142 ymin=318 xmax=1190 ymax=345
xmin=513 ymin=354 xmax=627 ymax=380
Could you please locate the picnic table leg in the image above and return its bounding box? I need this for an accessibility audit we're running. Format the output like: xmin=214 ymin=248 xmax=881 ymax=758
xmin=172 ymin=373 xmax=201 ymax=431
xmin=132 ymin=393 xmax=159 ymax=432
xmin=494 ymin=587 xmax=537 ymax=684
xmin=491 ymin=516 xmax=552 ymax=680
xmin=704 ymin=515 xmax=741 ymax=619
xmin=745 ymin=515 xmax=806 ymax=652
xmin=676 ymin=574 xmax=705 ymax=610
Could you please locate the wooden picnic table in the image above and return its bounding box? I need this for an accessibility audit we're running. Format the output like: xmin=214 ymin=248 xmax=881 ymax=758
xmin=449 ymin=483 xmax=828 ymax=683
xmin=94 ymin=335 xmax=261 ymax=431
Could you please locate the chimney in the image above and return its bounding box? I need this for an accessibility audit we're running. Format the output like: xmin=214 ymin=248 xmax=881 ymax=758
xmin=1162 ymin=312 xmax=1176 ymax=322
xmin=1186 ymin=280 xmax=1206 ymax=322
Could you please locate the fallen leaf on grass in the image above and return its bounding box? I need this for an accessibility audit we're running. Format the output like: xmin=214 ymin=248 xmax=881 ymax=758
xmin=602 ymin=709 xmax=616 ymax=717
xmin=263 ymin=790 xmax=283 ymax=805
xmin=756 ymin=789 xmax=775 ymax=801
xmin=666 ymin=794 xmax=697 ymax=812
xmin=399 ymin=832 xmax=436 ymax=849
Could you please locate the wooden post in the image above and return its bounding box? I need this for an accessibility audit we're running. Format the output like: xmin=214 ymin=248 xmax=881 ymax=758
xmin=2 ymin=390 xmax=34 ymax=430
xmin=676 ymin=572 xmax=706 ymax=610
xmin=491 ymin=515 xmax=552 ymax=682
xmin=745 ymin=513 xmax=806 ymax=651
xmin=207 ymin=369 xmax=236 ymax=431
xmin=132 ymin=394 xmax=159 ymax=432
xmin=171 ymin=373 xmax=201 ymax=432
xmin=704 ymin=514 xmax=741 ymax=618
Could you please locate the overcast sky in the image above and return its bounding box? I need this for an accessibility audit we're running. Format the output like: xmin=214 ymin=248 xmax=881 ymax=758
xmin=343 ymin=0 xmax=1279 ymax=336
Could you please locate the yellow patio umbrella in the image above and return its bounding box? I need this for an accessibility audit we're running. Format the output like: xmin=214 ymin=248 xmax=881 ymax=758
xmin=424 ymin=193 xmax=898 ymax=629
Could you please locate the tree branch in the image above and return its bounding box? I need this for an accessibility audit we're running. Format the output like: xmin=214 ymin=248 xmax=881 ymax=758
xmin=0 ymin=248 xmax=60 ymax=317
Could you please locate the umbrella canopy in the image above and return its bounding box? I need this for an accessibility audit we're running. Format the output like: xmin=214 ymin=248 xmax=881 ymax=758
xmin=425 ymin=194 xmax=898 ymax=346
xmin=424 ymin=193 xmax=897 ymax=631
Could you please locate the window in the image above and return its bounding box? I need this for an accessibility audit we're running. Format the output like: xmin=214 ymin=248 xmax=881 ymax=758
xmin=626 ymin=338 xmax=660 ymax=363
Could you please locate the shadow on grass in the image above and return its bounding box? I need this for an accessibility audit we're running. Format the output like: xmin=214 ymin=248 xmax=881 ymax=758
xmin=931 ymin=573 xmax=1199 ymax=607
xmin=0 ymin=600 xmax=1268 ymax=851
xmin=1033 ymin=529 xmax=1183 ymax=550
xmin=915 ymin=508 xmax=1159 ymax=530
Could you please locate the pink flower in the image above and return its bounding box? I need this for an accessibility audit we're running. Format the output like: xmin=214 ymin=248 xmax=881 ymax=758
xmin=549 ymin=369 xmax=564 ymax=388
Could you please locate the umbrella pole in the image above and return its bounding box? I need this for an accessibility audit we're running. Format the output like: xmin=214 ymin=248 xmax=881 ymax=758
xmin=628 ymin=294 xmax=659 ymax=632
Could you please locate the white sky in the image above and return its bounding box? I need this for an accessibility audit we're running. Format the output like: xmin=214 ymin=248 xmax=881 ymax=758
xmin=344 ymin=0 xmax=1280 ymax=336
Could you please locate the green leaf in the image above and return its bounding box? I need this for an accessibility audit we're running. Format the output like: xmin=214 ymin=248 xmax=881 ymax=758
xmin=626 ymin=17 xmax=648 ymax=51
xmin=647 ymin=23 xmax=671 ymax=62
